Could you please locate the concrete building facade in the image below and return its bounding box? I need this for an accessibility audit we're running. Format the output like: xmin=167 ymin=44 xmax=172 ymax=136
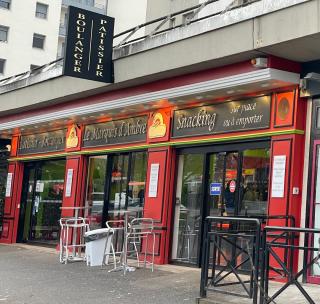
xmin=1 ymin=0 xmax=320 ymax=287
xmin=0 ymin=0 xmax=62 ymax=78
xmin=0 ymin=0 xmax=149 ymax=79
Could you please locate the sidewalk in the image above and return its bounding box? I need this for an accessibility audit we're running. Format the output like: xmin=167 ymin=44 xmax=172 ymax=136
xmin=198 ymin=283 xmax=320 ymax=304
xmin=1 ymin=244 xmax=320 ymax=304
xmin=0 ymin=244 xmax=200 ymax=304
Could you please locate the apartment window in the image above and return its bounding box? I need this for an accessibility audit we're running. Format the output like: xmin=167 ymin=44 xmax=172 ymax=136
xmin=0 ymin=0 xmax=10 ymax=9
xmin=0 ymin=26 xmax=8 ymax=42
xmin=35 ymin=3 xmax=48 ymax=19
xmin=32 ymin=33 xmax=45 ymax=49
xmin=0 ymin=59 xmax=5 ymax=74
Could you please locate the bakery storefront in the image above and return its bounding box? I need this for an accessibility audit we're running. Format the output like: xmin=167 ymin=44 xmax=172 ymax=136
xmin=0 ymin=117 xmax=150 ymax=247
xmin=10 ymin=130 xmax=67 ymax=245
xmin=82 ymin=116 xmax=148 ymax=230
xmin=170 ymin=97 xmax=271 ymax=265
xmin=0 ymin=66 xmax=306 ymax=269
xmin=168 ymin=91 xmax=305 ymax=266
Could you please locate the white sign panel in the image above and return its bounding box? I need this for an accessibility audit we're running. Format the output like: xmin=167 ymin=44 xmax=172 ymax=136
xmin=35 ymin=181 xmax=44 ymax=193
xmin=5 ymin=173 xmax=13 ymax=197
xmin=65 ymin=169 xmax=74 ymax=197
xmin=271 ymin=155 xmax=286 ymax=198
xmin=148 ymin=163 xmax=160 ymax=198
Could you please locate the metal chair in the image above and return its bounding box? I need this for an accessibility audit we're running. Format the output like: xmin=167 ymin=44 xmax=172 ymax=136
xmin=127 ymin=218 xmax=156 ymax=271
xmin=59 ymin=217 xmax=90 ymax=264
xmin=105 ymin=220 xmax=126 ymax=269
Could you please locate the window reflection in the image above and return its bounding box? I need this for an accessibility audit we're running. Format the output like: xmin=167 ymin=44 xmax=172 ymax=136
xmin=171 ymin=153 xmax=204 ymax=264
xmin=85 ymin=156 xmax=107 ymax=230
xmin=240 ymin=148 xmax=270 ymax=216
xmin=85 ymin=152 xmax=148 ymax=229
xmin=128 ymin=152 xmax=147 ymax=210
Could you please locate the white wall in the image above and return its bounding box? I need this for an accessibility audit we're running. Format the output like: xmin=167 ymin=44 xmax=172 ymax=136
xmin=0 ymin=0 xmax=62 ymax=79
xmin=107 ymin=0 xmax=147 ymax=44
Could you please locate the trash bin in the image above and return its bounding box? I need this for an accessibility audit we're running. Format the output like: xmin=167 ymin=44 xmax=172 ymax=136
xmin=84 ymin=228 xmax=113 ymax=267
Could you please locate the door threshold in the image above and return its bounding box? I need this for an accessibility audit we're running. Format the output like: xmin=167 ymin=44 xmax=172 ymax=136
xmin=19 ymin=241 xmax=57 ymax=248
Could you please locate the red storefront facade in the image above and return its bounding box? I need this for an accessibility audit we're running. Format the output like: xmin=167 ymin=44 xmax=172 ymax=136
xmin=0 ymin=57 xmax=307 ymax=269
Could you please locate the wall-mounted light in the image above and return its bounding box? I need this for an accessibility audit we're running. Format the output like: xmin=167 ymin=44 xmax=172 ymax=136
xmin=251 ymin=57 xmax=268 ymax=68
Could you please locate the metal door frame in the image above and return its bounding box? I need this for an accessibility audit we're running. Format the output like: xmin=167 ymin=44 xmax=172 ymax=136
xmin=171 ymin=139 xmax=270 ymax=267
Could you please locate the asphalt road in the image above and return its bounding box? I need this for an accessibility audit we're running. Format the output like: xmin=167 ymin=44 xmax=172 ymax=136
xmin=0 ymin=244 xmax=200 ymax=304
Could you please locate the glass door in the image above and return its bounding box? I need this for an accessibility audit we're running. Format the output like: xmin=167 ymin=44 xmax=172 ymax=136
xmin=18 ymin=165 xmax=37 ymax=243
xmin=308 ymin=141 xmax=320 ymax=283
xmin=105 ymin=152 xmax=147 ymax=220
xmin=0 ymin=160 xmax=8 ymax=237
xmin=103 ymin=152 xmax=147 ymax=253
xmin=84 ymin=151 xmax=148 ymax=229
xmin=207 ymin=152 xmax=239 ymax=217
xmin=18 ymin=160 xmax=66 ymax=245
xmin=171 ymin=143 xmax=270 ymax=267
xmin=171 ymin=153 xmax=204 ymax=264
xmin=107 ymin=154 xmax=130 ymax=219
xmin=85 ymin=155 xmax=108 ymax=230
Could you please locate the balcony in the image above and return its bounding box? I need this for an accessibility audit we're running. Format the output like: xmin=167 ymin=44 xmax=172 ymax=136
xmin=61 ymin=0 xmax=106 ymax=14
xmin=59 ymin=25 xmax=67 ymax=37
xmin=0 ymin=0 xmax=317 ymax=109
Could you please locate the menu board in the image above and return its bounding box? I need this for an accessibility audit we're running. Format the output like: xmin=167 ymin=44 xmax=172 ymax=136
xmin=148 ymin=164 xmax=160 ymax=198
xmin=65 ymin=169 xmax=73 ymax=198
xmin=5 ymin=173 xmax=13 ymax=197
xmin=271 ymin=155 xmax=286 ymax=198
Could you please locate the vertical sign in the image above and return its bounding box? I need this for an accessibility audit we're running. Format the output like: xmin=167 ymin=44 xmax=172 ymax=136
xmin=148 ymin=164 xmax=160 ymax=198
xmin=271 ymin=155 xmax=286 ymax=198
xmin=5 ymin=173 xmax=13 ymax=197
xmin=63 ymin=6 xmax=114 ymax=83
xmin=65 ymin=169 xmax=74 ymax=198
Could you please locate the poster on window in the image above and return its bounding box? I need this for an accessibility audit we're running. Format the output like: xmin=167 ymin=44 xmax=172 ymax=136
xmin=148 ymin=164 xmax=160 ymax=198
xmin=5 ymin=173 xmax=13 ymax=197
xmin=271 ymin=155 xmax=286 ymax=198
xmin=65 ymin=169 xmax=73 ymax=197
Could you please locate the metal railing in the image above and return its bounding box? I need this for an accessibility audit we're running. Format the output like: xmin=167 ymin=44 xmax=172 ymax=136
xmin=113 ymin=0 xmax=261 ymax=48
xmin=200 ymin=216 xmax=262 ymax=304
xmin=62 ymin=0 xmax=105 ymax=11
xmin=260 ymin=226 xmax=320 ymax=304
xmin=199 ymin=215 xmax=297 ymax=304
xmin=0 ymin=0 xmax=261 ymax=88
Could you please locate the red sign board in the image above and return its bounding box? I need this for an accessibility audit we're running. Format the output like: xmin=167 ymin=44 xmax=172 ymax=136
xmin=229 ymin=180 xmax=236 ymax=193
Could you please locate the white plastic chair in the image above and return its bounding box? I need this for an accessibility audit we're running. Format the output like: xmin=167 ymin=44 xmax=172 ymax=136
xmin=127 ymin=218 xmax=156 ymax=271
